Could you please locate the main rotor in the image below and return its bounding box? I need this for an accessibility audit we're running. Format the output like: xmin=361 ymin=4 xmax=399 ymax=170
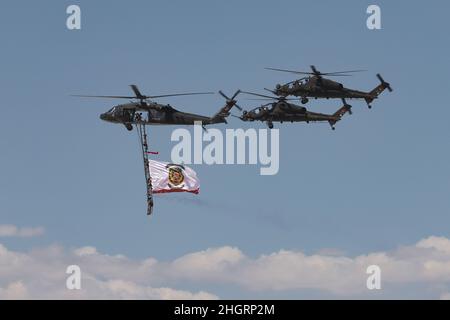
xmin=240 ymin=91 xmax=299 ymax=107
xmin=265 ymin=65 xmax=366 ymax=78
xmin=72 ymin=84 xmax=213 ymax=105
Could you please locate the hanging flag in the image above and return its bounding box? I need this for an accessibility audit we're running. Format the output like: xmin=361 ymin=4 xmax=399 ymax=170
xmin=149 ymin=159 xmax=200 ymax=194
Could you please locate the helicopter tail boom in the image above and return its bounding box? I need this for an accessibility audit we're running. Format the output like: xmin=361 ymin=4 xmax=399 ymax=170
xmin=328 ymin=105 xmax=352 ymax=129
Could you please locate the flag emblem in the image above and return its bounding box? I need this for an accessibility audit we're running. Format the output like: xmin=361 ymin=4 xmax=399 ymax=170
xmin=167 ymin=164 xmax=185 ymax=188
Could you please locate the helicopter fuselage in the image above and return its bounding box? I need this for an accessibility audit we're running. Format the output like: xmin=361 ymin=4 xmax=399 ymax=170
xmin=100 ymin=102 xmax=215 ymax=129
xmin=241 ymin=102 xmax=335 ymax=123
xmin=276 ymin=76 xmax=375 ymax=100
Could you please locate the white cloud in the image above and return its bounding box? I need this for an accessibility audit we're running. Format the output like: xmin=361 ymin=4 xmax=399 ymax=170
xmin=0 ymin=281 xmax=28 ymax=299
xmin=100 ymin=280 xmax=215 ymax=300
xmin=441 ymin=292 xmax=450 ymax=300
xmin=417 ymin=236 xmax=450 ymax=254
xmin=1 ymin=236 xmax=450 ymax=299
xmin=161 ymin=237 xmax=450 ymax=296
xmin=0 ymin=225 xmax=44 ymax=238
xmin=74 ymin=246 xmax=97 ymax=256
xmin=0 ymin=243 xmax=217 ymax=300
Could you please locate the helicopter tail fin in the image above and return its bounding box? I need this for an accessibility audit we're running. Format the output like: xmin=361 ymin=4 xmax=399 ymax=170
xmin=328 ymin=105 xmax=352 ymax=129
xmin=365 ymin=74 xmax=393 ymax=105
xmin=211 ymin=90 xmax=241 ymax=123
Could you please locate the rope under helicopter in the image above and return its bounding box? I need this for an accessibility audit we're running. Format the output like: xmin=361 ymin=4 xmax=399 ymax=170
xmin=135 ymin=122 xmax=154 ymax=216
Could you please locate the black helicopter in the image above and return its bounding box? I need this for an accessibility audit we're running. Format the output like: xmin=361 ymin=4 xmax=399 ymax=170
xmin=237 ymin=91 xmax=351 ymax=130
xmin=266 ymin=65 xmax=392 ymax=108
xmin=73 ymin=85 xmax=241 ymax=131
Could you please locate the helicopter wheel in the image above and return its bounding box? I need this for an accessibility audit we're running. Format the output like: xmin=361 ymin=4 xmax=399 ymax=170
xmin=368 ymin=105 xmax=372 ymax=109
xmin=267 ymin=122 xmax=274 ymax=129
xmin=125 ymin=123 xmax=133 ymax=131
xmin=301 ymin=97 xmax=309 ymax=104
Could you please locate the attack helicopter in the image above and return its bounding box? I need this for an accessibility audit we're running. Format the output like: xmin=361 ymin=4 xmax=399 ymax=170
xmin=236 ymin=91 xmax=352 ymax=130
xmin=73 ymin=85 xmax=241 ymax=131
xmin=265 ymin=65 xmax=392 ymax=109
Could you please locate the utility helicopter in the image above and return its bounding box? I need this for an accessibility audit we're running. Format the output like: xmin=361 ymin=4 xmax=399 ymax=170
xmin=73 ymin=85 xmax=241 ymax=131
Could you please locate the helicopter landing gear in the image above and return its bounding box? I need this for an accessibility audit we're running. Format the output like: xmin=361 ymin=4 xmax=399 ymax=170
xmin=267 ymin=121 xmax=274 ymax=129
xmin=301 ymin=97 xmax=309 ymax=104
xmin=125 ymin=123 xmax=133 ymax=131
xmin=346 ymin=105 xmax=353 ymax=115
xmin=368 ymin=104 xmax=372 ymax=109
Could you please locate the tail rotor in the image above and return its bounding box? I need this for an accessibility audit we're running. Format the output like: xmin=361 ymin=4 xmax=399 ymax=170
xmin=376 ymin=74 xmax=393 ymax=92
xmin=219 ymin=90 xmax=242 ymax=111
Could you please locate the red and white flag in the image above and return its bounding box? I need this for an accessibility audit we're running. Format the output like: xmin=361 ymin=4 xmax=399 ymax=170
xmin=149 ymin=160 xmax=200 ymax=194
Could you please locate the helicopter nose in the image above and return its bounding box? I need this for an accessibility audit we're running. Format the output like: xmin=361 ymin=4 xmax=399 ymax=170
xmin=100 ymin=113 xmax=107 ymax=121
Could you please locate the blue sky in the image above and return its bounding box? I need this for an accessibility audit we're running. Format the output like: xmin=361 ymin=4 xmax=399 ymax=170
xmin=1 ymin=0 xmax=450 ymax=299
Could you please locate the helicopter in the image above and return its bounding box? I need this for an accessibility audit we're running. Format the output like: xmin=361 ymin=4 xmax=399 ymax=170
xmin=236 ymin=91 xmax=352 ymax=130
xmin=73 ymin=85 xmax=241 ymax=131
xmin=265 ymin=65 xmax=392 ymax=109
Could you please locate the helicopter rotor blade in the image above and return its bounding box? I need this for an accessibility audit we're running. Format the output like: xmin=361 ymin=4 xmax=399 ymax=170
xmin=218 ymin=90 xmax=230 ymax=100
xmin=310 ymin=65 xmax=366 ymax=76
xmin=241 ymin=91 xmax=280 ymax=100
xmin=245 ymin=98 xmax=297 ymax=101
xmin=266 ymin=66 xmax=366 ymax=77
xmin=231 ymin=89 xmax=241 ymax=100
xmin=234 ymin=104 xmax=243 ymax=111
xmin=231 ymin=90 xmax=242 ymax=110
xmin=148 ymin=92 xmax=214 ymax=99
xmin=71 ymin=94 xmax=136 ymax=99
xmin=131 ymin=84 xmax=213 ymax=100
xmin=264 ymin=88 xmax=279 ymax=95
xmin=283 ymin=77 xmax=307 ymax=86
xmin=73 ymin=86 xmax=213 ymax=102
xmin=321 ymin=74 xmax=353 ymax=77
xmin=72 ymin=93 xmax=214 ymax=100
xmin=321 ymin=70 xmax=367 ymax=75
xmin=265 ymin=67 xmax=313 ymax=75
xmin=310 ymin=65 xmax=320 ymax=75
xmin=130 ymin=85 xmax=145 ymax=100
